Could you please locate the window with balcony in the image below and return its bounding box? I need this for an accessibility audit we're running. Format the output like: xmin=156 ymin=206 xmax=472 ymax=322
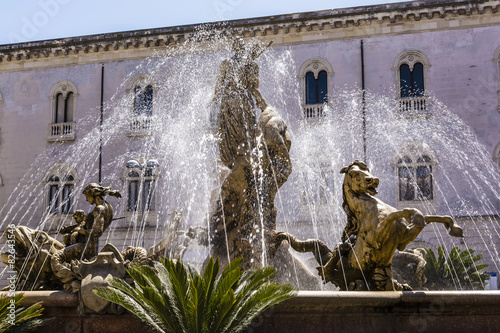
xmin=48 ymin=81 xmax=78 ymax=141
xmin=126 ymin=74 xmax=155 ymax=136
xmin=299 ymin=58 xmax=333 ymax=119
xmin=392 ymin=51 xmax=431 ymax=117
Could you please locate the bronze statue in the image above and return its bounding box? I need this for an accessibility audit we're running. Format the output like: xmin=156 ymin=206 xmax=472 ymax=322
xmin=211 ymin=38 xmax=269 ymax=168
xmin=277 ymin=160 xmax=464 ymax=291
xmin=1 ymin=226 xmax=65 ymax=290
xmin=60 ymin=210 xmax=86 ymax=246
xmin=1 ymin=183 xmax=147 ymax=295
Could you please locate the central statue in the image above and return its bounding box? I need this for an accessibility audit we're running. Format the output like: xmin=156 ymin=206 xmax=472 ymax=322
xmin=209 ymin=38 xmax=297 ymax=274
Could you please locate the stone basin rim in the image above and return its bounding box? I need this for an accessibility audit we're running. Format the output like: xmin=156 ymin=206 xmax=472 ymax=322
xmin=4 ymin=290 xmax=500 ymax=308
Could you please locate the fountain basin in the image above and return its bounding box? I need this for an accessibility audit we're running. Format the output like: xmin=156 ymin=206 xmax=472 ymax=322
xmin=8 ymin=290 xmax=500 ymax=333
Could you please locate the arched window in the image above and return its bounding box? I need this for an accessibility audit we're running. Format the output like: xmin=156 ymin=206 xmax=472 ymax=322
xmin=392 ymin=51 xmax=431 ymax=115
xmin=133 ymin=85 xmax=154 ymax=117
xmin=45 ymin=163 xmax=77 ymax=215
xmin=299 ymin=58 xmax=334 ymax=119
xmin=394 ymin=142 xmax=436 ymax=206
xmin=48 ymin=81 xmax=78 ymax=141
xmin=493 ymin=142 xmax=500 ymax=171
xmin=124 ymin=159 xmax=159 ymax=213
xmin=127 ymin=74 xmax=155 ymax=135
xmin=305 ymin=70 xmax=328 ymax=105
xmin=398 ymin=156 xmax=433 ymax=201
xmin=399 ymin=63 xmax=424 ymax=98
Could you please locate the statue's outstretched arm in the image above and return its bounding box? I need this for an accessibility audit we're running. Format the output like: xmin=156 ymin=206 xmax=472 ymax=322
xmin=210 ymin=61 xmax=228 ymax=107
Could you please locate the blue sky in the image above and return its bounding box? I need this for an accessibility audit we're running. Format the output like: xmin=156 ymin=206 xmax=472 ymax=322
xmin=0 ymin=0 xmax=408 ymax=45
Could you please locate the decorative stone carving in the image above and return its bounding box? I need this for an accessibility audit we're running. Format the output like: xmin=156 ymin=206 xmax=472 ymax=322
xmin=78 ymin=244 xmax=126 ymax=315
xmin=1 ymin=183 xmax=147 ymax=298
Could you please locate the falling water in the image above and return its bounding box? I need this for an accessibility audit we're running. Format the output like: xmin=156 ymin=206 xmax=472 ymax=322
xmin=0 ymin=26 xmax=498 ymax=290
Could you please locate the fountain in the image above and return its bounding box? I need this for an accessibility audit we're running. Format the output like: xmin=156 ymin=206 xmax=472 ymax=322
xmin=1 ymin=27 xmax=500 ymax=332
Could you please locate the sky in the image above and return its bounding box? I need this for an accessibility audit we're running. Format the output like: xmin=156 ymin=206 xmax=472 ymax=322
xmin=0 ymin=0 xmax=409 ymax=45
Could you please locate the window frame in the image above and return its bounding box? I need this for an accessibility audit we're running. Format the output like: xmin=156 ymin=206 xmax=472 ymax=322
xmin=393 ymin=142 xmax=437 ymax=213
xmin=397 ymin=156 xmax=434 ymax=202
xmin=298 ymin=159 xmax=336 ymax=221
xmin=122 ymin=159 xmax=160 ymax=226
xmin=392 ymin=50 xmax=431 ymax=97
xmin=49 ymin=81 xmax=78 ymax=124
xmin=298 ymin=58 xmax=334 ymax=119
xmin=44 ymin=163 xmax=78 ymax=217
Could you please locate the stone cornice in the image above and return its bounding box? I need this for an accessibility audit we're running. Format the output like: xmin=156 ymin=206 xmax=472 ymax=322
xmin=0 ymin=0 xmax=498 ymax=67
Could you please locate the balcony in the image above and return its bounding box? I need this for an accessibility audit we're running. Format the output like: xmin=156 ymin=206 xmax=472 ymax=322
xmin=397 ymin=96 xmax=431 ymax=119
xmin=302 ymin=104 xmax=327 ymax=119
xmin=127 ymin=116 xmax=155 ymax=137
xmin=48 ymin=122 xmax=75 ymax=142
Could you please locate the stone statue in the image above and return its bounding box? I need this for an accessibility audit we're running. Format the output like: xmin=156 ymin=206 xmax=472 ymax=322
xmin=50 ymin=183 xmax=122 ymax=292
xmin=211 ymin=38 xmax=268 ymax=168
xmin=276 ymin=160 xmax=464 ymax=291
xmin=208 ymin=38 xmax=318 ymax=288
xmin=60 ymin=210 xmax=87 ymax=246
xmin=1 ymin=183 xmax=146 ymax=296
xmin=210 ymin=38 xmax=281 ymax=267
xmin=1 ymin=226 xmax=65 ymax=290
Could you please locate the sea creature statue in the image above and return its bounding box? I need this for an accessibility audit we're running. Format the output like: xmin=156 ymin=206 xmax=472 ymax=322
xmin=1 ymin=183 xmax=147 ymax=297
xmin=1 ymin=226 xmax=65 ymax=291
xmin=276 ymin=160 xmax=464 ymax=291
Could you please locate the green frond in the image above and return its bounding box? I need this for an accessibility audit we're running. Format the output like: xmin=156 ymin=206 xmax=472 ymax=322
xmin=0 ymin=294 xmax=52 ymax=333
xmin=93 ymin=286 xmax=167 ymax=333
xmin=93 ymin=256 xmax=297 ymax=333
xmin=424 ymin=246 xmax=489 ymax=290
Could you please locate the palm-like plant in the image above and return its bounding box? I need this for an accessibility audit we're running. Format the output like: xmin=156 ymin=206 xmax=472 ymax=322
xmin=0 ymin=294 xmax=52 ymax=333
xmin=93 ymin=257 xmax=297 ymax=333
xmin=424 ymin=246 xmax=489 ymax=290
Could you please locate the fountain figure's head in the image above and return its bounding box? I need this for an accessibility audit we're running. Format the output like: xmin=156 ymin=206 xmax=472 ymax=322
xmin=340 ymin=160 xmax=379 ymax=196
xmin=82 ymin=183 xmax=121 ymax=205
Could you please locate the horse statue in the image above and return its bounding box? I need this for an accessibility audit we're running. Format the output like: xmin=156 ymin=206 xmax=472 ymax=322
xmin=276 ymin=160 xmax=463 ymax=291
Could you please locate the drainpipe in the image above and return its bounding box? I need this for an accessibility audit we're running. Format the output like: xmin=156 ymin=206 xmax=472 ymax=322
xmin=361 ymin=39 xmax=367 ymax=162
xmin=99 ymin=64 xmax=104 ymax=184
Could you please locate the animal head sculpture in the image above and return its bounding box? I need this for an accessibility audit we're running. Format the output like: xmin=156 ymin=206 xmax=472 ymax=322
xmin=340 ymin=160 xmax=379 ymax=196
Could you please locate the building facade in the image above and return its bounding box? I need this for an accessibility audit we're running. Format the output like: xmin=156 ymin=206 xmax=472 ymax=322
xmin=1 ymin=0 xmax=500 ymax=288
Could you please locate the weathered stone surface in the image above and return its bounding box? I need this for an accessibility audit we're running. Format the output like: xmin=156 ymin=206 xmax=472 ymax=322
xmin=12 ymin=290 xmax=500 ymax=333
